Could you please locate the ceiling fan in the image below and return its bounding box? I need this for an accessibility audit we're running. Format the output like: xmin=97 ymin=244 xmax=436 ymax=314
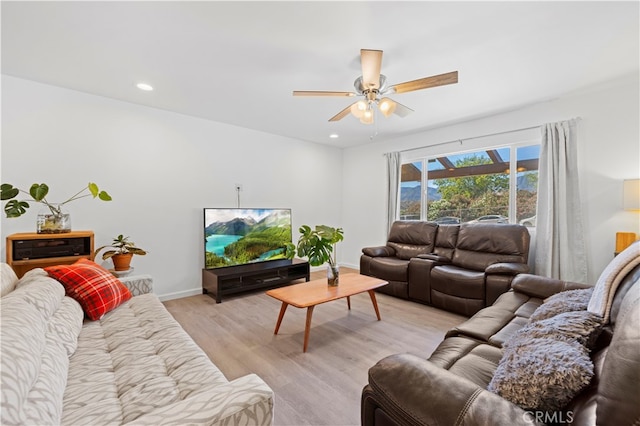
xmin=293 ymin=49 xmax=458 ymax=124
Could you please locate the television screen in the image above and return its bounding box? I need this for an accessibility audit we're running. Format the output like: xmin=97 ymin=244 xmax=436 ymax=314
xmin=204 ymin=208 xmax=292 ymax=269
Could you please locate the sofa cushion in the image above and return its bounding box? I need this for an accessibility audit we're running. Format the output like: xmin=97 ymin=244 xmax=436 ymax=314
xmin=386 ymin=221 xmax=437 ymax=260
xmin=1 ymin=270 xmax=84 ymax=425
xmin=45 ymin=258 xmax=131 ymax=321
xmin=487 ymin=310 xmax=603 ymax=411
xmin=529 ymin=287 xmax=594 ymax=322
xmin=445 ymin=290 xmax=543 ymax=346
xmin=1 ymin=263 xmax=19 ymax=297
xmin=370 ymin=257 xmax=409 ymax=282
xmin=432 ymin=224 xmax=459 ymax=259
xmin=452 ymin=223 xmax=529 ymax=271
xmin=430 ymin=265 xmax=485 ymax=299
xmin=428 ymin=337 xmax=502 ymax=388
xmin=61 ymin=293 xmax=230 ymax=425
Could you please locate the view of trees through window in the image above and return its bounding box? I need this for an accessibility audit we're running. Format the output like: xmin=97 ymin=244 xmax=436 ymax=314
xmin=399 ymin=145 xmax=539 ymax=226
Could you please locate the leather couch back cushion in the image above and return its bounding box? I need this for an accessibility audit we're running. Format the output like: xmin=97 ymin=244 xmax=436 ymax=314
xmin=595 ymin=279 xmax=640 ymax=425
xmin=435 ymin=225 xmax=459 ymax=248
xmin=433 ymin=225 xmax=460 ymax=259
xmin=387 ymin=221 xmax=437 ymax=260
xmin=453 ymin=224 xmax=529 ymax=270
xmin=388 ymin=221 xmax=438 ymax=245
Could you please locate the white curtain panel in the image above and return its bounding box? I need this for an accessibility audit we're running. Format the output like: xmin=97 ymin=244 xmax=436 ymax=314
xmin=534 ymin=118 xmax=587 ymax=282
xmin=385 ymin=152 xmax=401 ymax=233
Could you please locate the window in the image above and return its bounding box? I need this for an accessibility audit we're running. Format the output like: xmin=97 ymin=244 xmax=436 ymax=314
xmin=399 ymin=144 xmax=539 ymax=226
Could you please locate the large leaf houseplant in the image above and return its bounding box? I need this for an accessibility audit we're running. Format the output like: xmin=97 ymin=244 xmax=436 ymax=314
xmin=296 ymin=225 xmax=344 ymax=286
xmin=1 ymin=182 xmax=111 ymax=233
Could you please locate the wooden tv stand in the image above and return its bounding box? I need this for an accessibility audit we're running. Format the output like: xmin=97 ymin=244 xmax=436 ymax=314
xmin=202 ymin=258 xmax=310 ymax=303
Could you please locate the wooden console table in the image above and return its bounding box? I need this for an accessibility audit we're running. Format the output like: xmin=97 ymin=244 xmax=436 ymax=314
xmin=6 ymin=231 xmax=94 ymax=278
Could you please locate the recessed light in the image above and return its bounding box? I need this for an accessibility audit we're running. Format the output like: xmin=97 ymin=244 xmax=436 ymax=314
xmin=136 ymin=83 xmax=153 ymax=91
xmin=329 ymin=133 xmax=339 ymax=139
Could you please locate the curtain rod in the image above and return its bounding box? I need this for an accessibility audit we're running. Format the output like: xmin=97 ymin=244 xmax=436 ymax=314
xmin=384 ymin=117 xmax=582 ymax=156
xmin=394 ymin=124 xmax=541 ymax=155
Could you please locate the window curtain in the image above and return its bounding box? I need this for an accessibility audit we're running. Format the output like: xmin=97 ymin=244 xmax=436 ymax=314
xmin=385 ymin=151 xmax=400 ymax=233
xmin=534 ymin=118 xmax=587 ymax=282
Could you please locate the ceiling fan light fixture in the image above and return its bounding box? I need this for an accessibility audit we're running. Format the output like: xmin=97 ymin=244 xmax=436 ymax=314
xmin=350 ymin=100 xmax=368 ymax=118
xmin=378 ymin=97 xmax=396 ymax=118
xmin=360 ymin=108 xmax=374 ymax=124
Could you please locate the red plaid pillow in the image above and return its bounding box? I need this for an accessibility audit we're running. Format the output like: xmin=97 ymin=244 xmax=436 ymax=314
xmin=45 ymin=258 xmax=132 ymax=320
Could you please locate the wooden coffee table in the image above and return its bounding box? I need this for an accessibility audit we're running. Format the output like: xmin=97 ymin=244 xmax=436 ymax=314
xmin=266 ymin=273 xmax=388 ymax=352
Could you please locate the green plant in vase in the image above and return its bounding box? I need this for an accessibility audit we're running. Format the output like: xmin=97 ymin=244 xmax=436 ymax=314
xmin=94 ymin=234 xmax=147 ymax=271
xmin=1 ymin=182 xmax=112 ymax=233
xmin=296 ymin=224 xmax=344 ymax=286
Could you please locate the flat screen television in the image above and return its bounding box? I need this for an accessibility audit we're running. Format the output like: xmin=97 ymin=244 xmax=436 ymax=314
xmin=204 ymin=208 xmax=292 ymax=269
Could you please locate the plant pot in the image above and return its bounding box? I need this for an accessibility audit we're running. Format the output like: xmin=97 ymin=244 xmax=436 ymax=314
xmin=112 ymin=253 xmax=134 ymax=271
xmin=36 ymin=204 xmax=71 ymax=234
xmin=327 ymin=264 xmax=339 ymax=286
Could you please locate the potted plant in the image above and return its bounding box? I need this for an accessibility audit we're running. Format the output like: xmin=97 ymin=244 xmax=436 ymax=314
xmin=296 ymin=224 xmax=344 ymax=286
xmin=1 ymin=182 xmax=112 ymax=233
xmin=94 ymin=234 xmax=147 ymax=271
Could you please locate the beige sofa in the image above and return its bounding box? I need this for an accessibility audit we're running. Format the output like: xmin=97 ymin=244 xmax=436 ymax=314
xmin=0 ymin=263 xmax=273 ymax=425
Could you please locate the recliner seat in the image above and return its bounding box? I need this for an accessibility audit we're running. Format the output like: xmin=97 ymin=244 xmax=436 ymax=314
xmin=360 ymin=221 xmax=438 ymax=299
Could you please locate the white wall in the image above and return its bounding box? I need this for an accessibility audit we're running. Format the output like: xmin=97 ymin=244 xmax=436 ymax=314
xmin=341 ymin=73 xmax=640 ymax=284
xmin=3 ymin=73 xmax=639 ymax=296
xmin=1 ymin=76 xmax=343 ymax=299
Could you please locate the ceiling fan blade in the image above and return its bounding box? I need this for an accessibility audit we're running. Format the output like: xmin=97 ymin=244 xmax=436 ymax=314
xmin=293 ymin=91 xmax=356 ymax=97
xmin=361 ymin=49 xmax=383 ymax=90
xmin=391 ymin=99 xmax=414 ymax=118
xmin=388 ymin=71 xmax=458 ymax=94
xmin=328 ymin=103 xmax=355 ymax=122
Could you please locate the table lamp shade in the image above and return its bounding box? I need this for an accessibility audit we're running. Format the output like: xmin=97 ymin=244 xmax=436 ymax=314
xmin=623 ymin=179 xmax=640 ymax=211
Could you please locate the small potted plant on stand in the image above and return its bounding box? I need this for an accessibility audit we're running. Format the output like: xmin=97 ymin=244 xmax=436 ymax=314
xmin=94 ymin=234 xmax=147 ymax=275
xmin=296 ymin=225 xmax=344 ymax=286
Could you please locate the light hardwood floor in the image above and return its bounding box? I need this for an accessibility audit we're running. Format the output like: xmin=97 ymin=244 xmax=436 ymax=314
xmin=163 ymin=268 xmax=466 ymax=426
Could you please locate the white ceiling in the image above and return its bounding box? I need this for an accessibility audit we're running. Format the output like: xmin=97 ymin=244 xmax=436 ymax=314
xmin=2 ymin=1 xmax=638 ymax=148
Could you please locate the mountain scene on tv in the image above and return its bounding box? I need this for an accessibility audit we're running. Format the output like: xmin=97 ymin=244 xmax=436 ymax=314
xmin=204 ymin=209 xmax=292 ymax=268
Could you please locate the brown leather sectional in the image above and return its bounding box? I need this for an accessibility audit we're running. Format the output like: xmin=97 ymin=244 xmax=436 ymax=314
xmin=361 ymin=264 xmax=640 ymax=426
xmin=360 ymin=221 xmax=531 ymax=316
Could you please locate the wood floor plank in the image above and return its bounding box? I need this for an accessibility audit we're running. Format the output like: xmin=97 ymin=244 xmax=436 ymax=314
xmin=163 ymin=268 xmax=465 ymax=426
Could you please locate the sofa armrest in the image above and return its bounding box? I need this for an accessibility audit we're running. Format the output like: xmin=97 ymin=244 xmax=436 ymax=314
xmin=363 ymin=353 xmax=541 ymax=426
xmin=125 ymin=374 xmax=273 ymax=425
xmin=486 ymin=262 xmax=529 ymax=275
xmin=119 ymin=274 xmax=154 ymax=296
xmin=511 ymin=273 xmax=591 ymax=299
xmin=362 ymin=246 xmax=396 ymax=257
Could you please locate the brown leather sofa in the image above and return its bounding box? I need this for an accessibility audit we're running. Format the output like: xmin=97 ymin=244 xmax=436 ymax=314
xmin=360 ymin=221 xmax=438 ymax=299
xmin=361 ymin=221 xmax=531 ymax=316
xmin=361 ymin=262 xmax=640 ymax=426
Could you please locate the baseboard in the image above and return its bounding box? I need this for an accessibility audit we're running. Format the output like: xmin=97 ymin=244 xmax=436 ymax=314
xmin=158 ymin=262 xmax=360 ymax=301
xmin=158 ymin=288 xmax=203 ymax=302
xmin=310 ymin=263 xmax=359 ymax=272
